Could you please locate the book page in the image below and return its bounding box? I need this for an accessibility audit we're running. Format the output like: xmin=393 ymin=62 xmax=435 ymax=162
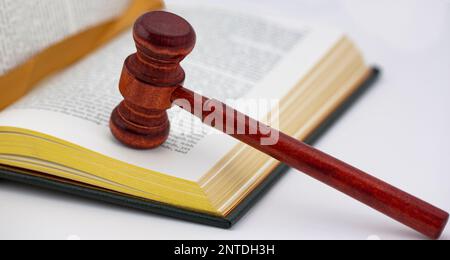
xmin=0 ymin=5 xmax=342 ymax=180
xmin=0 ymin=0 xmax=131 ymax=75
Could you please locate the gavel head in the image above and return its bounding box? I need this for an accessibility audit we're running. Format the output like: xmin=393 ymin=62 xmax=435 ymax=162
xmin=110 ymin=11 xmax=196 ymax=149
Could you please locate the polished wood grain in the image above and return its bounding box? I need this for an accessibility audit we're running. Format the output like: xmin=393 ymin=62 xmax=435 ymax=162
xmin=172 ymin=87 xmax=449 ymax=239
xmin=110 ymin=11 xmax=195 ymax=149
xmin=110 ymin=11 xmax=449 ymax=239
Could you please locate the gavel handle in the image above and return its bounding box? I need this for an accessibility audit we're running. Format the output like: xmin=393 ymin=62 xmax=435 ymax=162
xmin=172 ymin=87 xmax=448 ymax=239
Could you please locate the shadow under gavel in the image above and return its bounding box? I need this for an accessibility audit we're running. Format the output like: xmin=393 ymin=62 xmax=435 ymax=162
xmin=110 ymin=11 xmax=448 ymax=239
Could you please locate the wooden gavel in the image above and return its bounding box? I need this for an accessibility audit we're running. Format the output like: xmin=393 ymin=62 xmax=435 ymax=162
xmin=110 ymin=11 xmax=448 ymax=239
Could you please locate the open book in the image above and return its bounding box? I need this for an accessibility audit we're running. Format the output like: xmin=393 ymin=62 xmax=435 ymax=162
xmin=0 ymin=0 xmax=379 ymax=227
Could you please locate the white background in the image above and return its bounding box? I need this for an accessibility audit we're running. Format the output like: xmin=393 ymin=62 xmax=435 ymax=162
xmin=0 ymin=0 xmax=449 ymax=240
